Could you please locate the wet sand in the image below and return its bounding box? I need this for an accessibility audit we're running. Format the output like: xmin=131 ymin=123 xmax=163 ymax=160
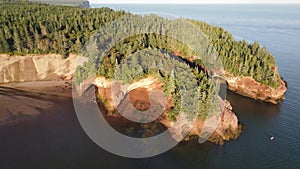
xmin=0 ymin=81 xmax=73 ymax=126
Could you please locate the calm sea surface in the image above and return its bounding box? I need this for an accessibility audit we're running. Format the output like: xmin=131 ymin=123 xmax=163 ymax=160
xmin=0 ymin=4 xmax=300 ymax=169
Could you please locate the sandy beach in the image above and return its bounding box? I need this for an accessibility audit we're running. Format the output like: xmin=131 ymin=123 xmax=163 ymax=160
xmin=0 ymin=80 xmax=73 ymax=126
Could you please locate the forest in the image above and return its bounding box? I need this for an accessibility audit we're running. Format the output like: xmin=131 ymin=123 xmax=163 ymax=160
xmin=107 ymin=48 xmax=221 ymax=120
xmin=0 ymin=0 xmax=280 ymax=89
xmin=0 ymin=0 xmax=128 ymax=57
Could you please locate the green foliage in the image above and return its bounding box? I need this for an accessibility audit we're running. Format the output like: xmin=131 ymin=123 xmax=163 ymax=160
xmin=188 ymin=20 xmax=281 ymax=88
xmin=0 ymin=1 xmax=280 ymax=90
xmin=0 ymin=1 xmax=283 ymax=124
xmin=110 ymin=49 xmax=209 ymax=121
xmin=0 ymin=1 xmax=128 ymax=56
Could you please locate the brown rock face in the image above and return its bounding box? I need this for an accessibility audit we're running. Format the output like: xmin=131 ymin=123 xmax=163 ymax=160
xmin=226 ymin=72 xmax=287 ymax=104
xmin=128 ymin=88 xmax=151 ymax=111
xmin=182 ymin=99 xmax=240 ymax=145
xmin=206 ymin=100 xmax=241 ymax=144
xmin=0 ymin=54 xmax=79 ymax=84
xmin=94 ymin=76 xmax=241 ymax=144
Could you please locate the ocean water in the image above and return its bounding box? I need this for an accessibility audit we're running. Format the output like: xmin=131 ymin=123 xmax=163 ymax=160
xmin=0 ymin=4 xmax=300 ymax=169
xmin=91 ymin=5 xmax=300 ymax=168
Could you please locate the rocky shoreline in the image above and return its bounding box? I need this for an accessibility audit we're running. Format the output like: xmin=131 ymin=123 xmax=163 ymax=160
xmin=0 ymin=54 xmax=287 ymax=105
xmin=225 ymin=72 xmax=287 ymax=104
xmin=172 ymin=50 xmax=287 ymax=105
xmin=0 ymin=54 xmax=287 ymax=144
xmin=94 ymin=76 xmax=241 ymax=145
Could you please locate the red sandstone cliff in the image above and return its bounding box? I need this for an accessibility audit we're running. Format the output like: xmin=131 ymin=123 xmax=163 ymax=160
xmin=94 ymin=76 xmax=241 ymax=145
xmin=225 ymin=72 xmax=287 ymax=104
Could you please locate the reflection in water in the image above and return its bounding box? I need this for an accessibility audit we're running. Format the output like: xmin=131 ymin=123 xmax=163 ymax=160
xmin=0 ymin=87 xmax=295 ymax=169
xmin=227 ymin=90 xmax=281 ymax=120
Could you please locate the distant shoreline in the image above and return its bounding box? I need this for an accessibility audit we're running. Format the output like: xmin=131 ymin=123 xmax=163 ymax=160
xmin=30 ymin=0 xmax=91 ymax=7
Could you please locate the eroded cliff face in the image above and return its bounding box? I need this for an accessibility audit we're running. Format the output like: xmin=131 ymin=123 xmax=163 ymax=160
xmin=160 ymin=98 xmax=240 ymax=145
xmin=0 ymin=54 xmax=79 ymax=84
xmin=172 ymin=51 xmax=287 ymax=104
xmin=0 ymin=55 xmax=240 ymax=143
xmin=1 ymin=54 xmax=285 ymax=104
xmin=94 ymin=76 xmax=241 ymax=144
xmin=225 ymin=72 xmax=287 ymax=104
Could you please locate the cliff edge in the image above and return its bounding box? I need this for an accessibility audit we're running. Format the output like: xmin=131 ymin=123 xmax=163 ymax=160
xmin=0 ymin=54 xmax=79 ymax=83
xmin=94 ymin=76 xmax=241 ymax=145
xmin=225 ymin=72 xmax=287 ymax=104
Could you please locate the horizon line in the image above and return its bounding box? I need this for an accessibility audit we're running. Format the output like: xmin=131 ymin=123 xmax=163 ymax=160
xmin=89 ymin=1 xmax=300 ymax=4
xmin=90 ymin=3 xmax=300 ymax=5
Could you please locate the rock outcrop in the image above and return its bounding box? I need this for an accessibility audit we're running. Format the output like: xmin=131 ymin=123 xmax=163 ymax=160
xmin=225 ymin=72 xmax=287 ymax=104
xmin=0 ymin=54 xmax=241 ymax=143
xmin=94 ymin=76 xmax=241 ymax=144
xmin=172 ymin=50 xmax=287 ymax=105
xmin=160 ymin=98 xmax=240 ymax=145
xmin=0 ymin=54 xmax=79 ymax=84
